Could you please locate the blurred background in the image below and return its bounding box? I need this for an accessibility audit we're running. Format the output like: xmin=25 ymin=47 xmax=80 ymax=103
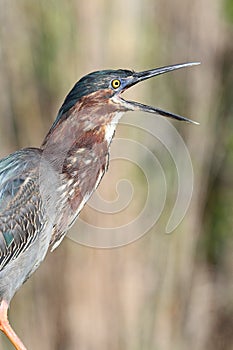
xmin=0 ymin=0 xmax=232 ymax=349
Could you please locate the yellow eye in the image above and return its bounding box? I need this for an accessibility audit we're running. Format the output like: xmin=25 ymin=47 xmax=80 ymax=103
xmin=111 ymin=79 xmax=121 ymax=89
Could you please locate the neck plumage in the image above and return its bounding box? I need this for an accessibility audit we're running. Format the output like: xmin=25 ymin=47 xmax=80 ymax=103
xmin=42 ymin=92 xmax=125 ymax=249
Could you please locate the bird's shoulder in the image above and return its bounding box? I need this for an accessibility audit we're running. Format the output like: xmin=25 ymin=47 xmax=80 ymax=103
xmin=0 ymin=147 xmax=42 ymax=202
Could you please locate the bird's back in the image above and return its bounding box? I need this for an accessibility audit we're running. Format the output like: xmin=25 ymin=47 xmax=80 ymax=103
xmin=0 ymin=148 xmax=54 ymax=302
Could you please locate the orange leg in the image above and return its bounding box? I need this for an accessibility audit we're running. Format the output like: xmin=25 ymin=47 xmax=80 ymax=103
xmin=0 ymin=300 xmax=27 ymax=350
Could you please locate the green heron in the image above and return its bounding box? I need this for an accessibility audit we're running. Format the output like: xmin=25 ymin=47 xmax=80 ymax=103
xmin=0 ymin=62 xmax=199 ymax=349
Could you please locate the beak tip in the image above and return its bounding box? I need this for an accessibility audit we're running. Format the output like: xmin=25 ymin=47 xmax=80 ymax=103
xmin=191 ymin=61 xmax=201 ymax=66
xmin=182 ymin=61 xmax=201 ymax=68
xmin=188 ymin=119 xmax=200 ymax=125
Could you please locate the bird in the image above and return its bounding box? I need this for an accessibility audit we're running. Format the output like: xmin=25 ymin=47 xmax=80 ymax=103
xmin=0 ymin=62 xmax=199 ymax=349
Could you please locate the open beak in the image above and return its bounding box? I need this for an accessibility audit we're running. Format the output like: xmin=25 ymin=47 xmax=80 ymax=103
xmin=121 ymin=62 xmax=200 ymax=124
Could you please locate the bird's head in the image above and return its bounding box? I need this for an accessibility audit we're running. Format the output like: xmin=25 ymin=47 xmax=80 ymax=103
xmin=55 ymin=62 xmax=200 ymax=127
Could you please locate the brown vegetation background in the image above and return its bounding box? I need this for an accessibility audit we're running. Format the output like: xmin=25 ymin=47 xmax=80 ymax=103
xmin=0 ymin=0 xmax=232 ymax=349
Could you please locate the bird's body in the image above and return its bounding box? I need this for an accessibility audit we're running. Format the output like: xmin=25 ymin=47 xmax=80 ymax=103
xmin=0 ymin=63 xmax=199 ymax=349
